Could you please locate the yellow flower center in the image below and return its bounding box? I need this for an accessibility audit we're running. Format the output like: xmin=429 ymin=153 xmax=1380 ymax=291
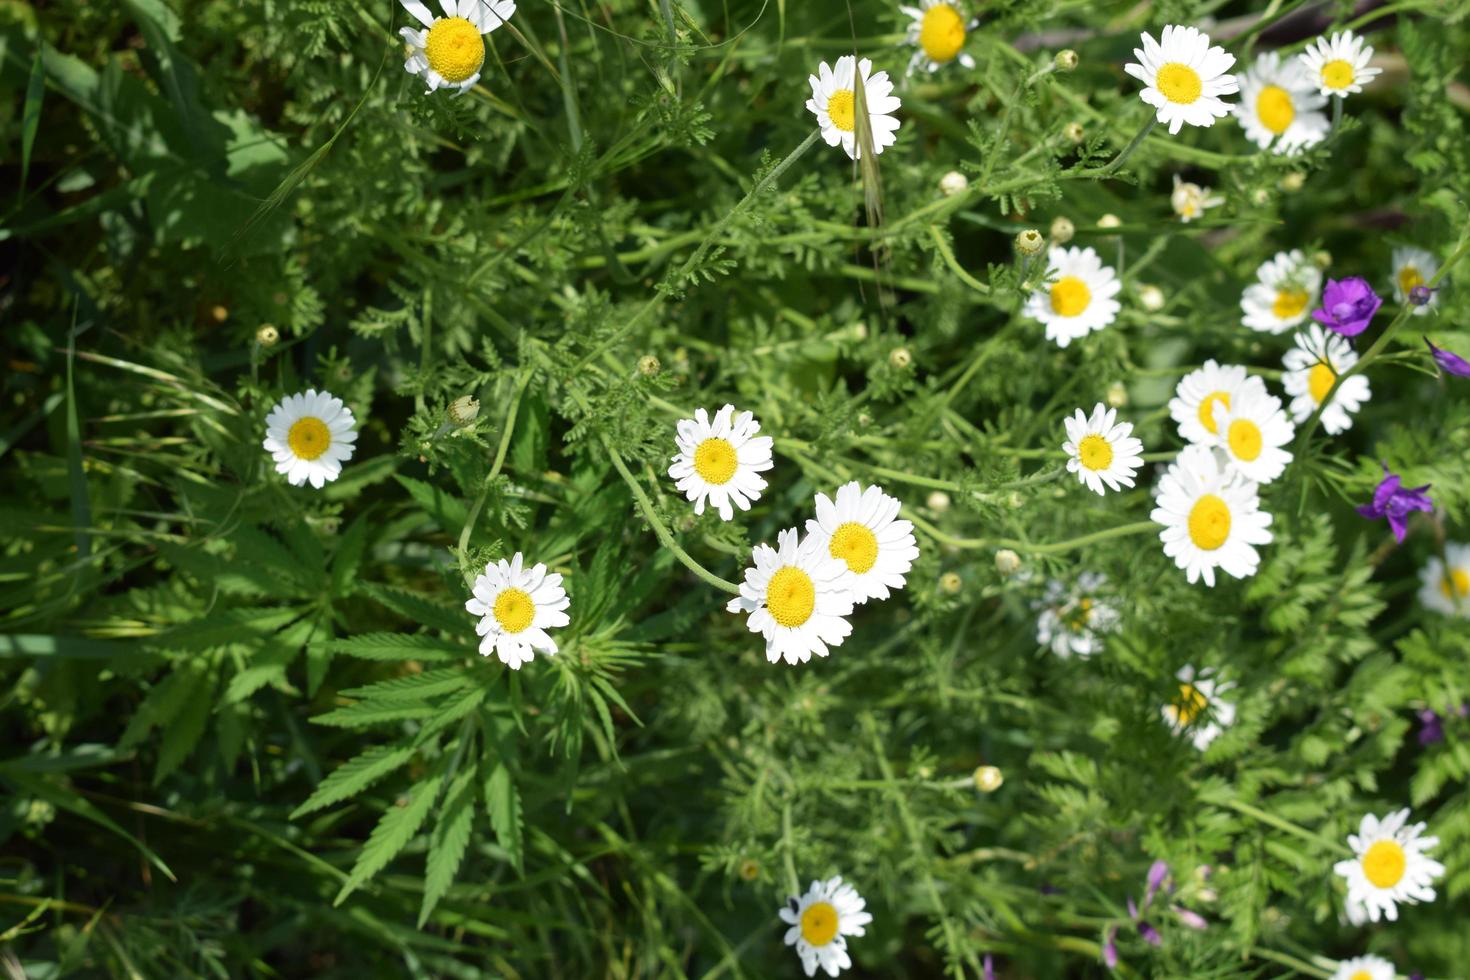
xmin=1272 ymin=287 xmax=1309 ymax=320
xmin=918 ymin=3 xmax=966 ymax=63
xmin=693 ymin=437 xmax=738 ymax=484
xmin=1308 ymin=362 xmax=1336 ymax=404
xmin=1398 ymin=265 xmax=1424 ymax=297
xmin=287 ymin=417 xmax=331 ymax=461
xmin=1187 ymin=494 xmax=1231 ymax=551
xmin=424 ymin=16 xmax=486 ymax=84
xmin=829 ymin=522 xmax=880 ymax=574
xmin=1156 ymin=62 xmax=1203 ymax=104
xmin=826 ymin=89 xmax=856 ymax=133
xmin=1440 ymin=568 xmax=1470 ymax=599
xmin=1066 ymin=597 xmax=1094 ymax=630
xmin=1227 ymin=419 xmax=1263 ymax=462
xmin=1049 ymin=276 xmax=1091 ymax=317
xmin=1321 ymin=59 xmax=1355 ymax=90
xmin=1077 ymin=434 xmax=1114 ymax=472
xmin=1197 ymin=391 xmax=1230 ymax=435
xmin=1349 ymin=972 xmax=1372 ymax=980
xmin=492 ymin=587 xmax=535 ymax=634
xmin=800 ymin=900 xmax=839 ymax=946
xmin=1173 ymin=683 xmax=1209 ymax=725
xmin=766 ymin=567 xmax=816 ymax=628
xmin=1256 ymin=85 xmax=1295 ymax=134
xmin=1361 ymin=839 xmax=1408 ymax=889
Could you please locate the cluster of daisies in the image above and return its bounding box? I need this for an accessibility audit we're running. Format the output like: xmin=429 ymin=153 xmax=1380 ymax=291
xmin=672 ymin=405 xmax=920 ymax=665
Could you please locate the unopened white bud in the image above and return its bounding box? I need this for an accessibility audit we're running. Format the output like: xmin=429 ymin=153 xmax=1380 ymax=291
xmin=939 ymin=171 xmax=969 ymax=196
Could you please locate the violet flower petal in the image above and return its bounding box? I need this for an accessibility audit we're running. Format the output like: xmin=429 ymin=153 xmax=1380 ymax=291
xmin=1426 ymin=337 xmax=1470 ymax=377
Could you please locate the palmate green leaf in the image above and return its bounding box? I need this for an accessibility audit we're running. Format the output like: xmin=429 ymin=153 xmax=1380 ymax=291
xmin=334 ymin=773 xmax=443 ymax=906
xmin=394 ymin=475 xmax=469 ymax=536
xmin=153 ymin=668 xmax=214 ymax=784
xmin=120 ymin=661 xmax=213 ymax=750
xmin=483 ymin=762 xmax=523 ymax=872
xmin=410 ymin=686 xmax=487 ymax=747
xmin=339 ymin=670 xmax=471 ymax=703
xmin=330 ymin=510 xmax=374 ymax=599
xmin=419 ymin=768 xmax=476 ymax=926
xmin=317 ymin=632 xmax=466 ymax=662
xmin=146 ymin=606 xmax=305 ymax=653
xmin=292 ymin=742 xmax=418 ymax=819
xmin=311 ymin=702 xmax=438 ymax=729
xmin=357 ymin=583 xmax=471 ymax=636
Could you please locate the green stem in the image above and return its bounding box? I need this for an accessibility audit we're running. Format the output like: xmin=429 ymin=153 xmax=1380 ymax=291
xmin=1084 ymin=116 xmax=1157 ymax=178
xmin=928 ymin=225 xmax=990 ymax=295
xmin=910 ymin=517 xmax=1158 ymax=555
xmin=600 ymin=438 xmax=741 ymax=595
xmin=575 ymin=129 xmax=821 ymax=369
xmin=457 ymin=371 xmax=533 ymax=584
xmin=780 ymin=803 xmax=801 ymax=896
xmin=1224 ymin=799 xmax=1349 ymax=855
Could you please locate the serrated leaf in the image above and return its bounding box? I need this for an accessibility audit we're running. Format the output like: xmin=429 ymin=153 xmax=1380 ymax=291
xmin=317 ymin=632 xmax=466 ymax=663
xmin=292 ymin=742 xmax=418 ymax=819
xmin=393 ymin=475 xmax=469 ymax=536
xmin=330 ymin=510 xmax=373 ymax=598
xmin=334 ymin=774 xmax=443 ymax=905
xmin=146 ymin=606 xmax=304 ymax=653
xmin=419 ymin=769 xmax=476 ymax=926
xmin=338 ymin=670 xmax=471 ymax=703
xmin=358 ymin=583 xmax=470 ymax=636
xmin=484 ymin=763 xmax=523 ymax=872
xmin=154 ymin=672 xmax=213 ymax=784
xmin=312 ymin=703 xmax=437 ymax=729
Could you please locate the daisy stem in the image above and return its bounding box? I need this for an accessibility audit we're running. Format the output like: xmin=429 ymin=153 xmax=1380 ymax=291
xmin=1292 ymin=228 xmax=1470 ymax=456
xmin=457 ymin=370 xmax=534 ymax=585
xmin=780 ymin=803 xmax=801 ymax=895
xmin=1086 ymin=117 xmax=1156 ymax=178
xmin=1248 ymin=948 xmax=1334 ymax=979
xmin=573 ymin=129 xmax=822 ymax=370
xmin=1330 ymin=96 xmax=1342 ymax=132
xmin=600 ymin=436 xmax=742 ymax=595
xmin=908 ymin=517 xmax=1157 ymax=554
xmin=1223 ymin=799 xmax=1349 ymax=855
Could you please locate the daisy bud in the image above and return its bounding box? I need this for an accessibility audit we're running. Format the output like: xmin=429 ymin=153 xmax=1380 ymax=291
xmin=1106 ymin=381 xmax=1128 ymax=408
xmin=1313 ymin=250 xmax=1332 ymax=269
xmin=211 ymin=304 xmax=229 ymax=323
xmin=256 ymin=324 xmax=280 ymax=347
xmin=927 ymin=490 xmax=951 ymax=512
xmin=1279 ymin=171 xmax=1305 ymax=192
xmin=1097 ymin=213 xmax=1122 ymax=230
xmin=638 ymin=354 xmax=661 ymax=376
xmin=1063 ymin=121 xmax=1085 ymax=144
xmin=939 ymin=571 xmax=963 ymax=594
xmin=1138 ymin=284 xmax=1165 ymax=311
xmin=889 ymin=347 xmax=913 ymax=369
xmin=449 ymin=395 xmax=480 ymax=427
xmin=1055 ymin=49 xmax=1079 ymax=72
xmin=1251 ymin=188 xmax=1270 ymax=206
xmin=940 ymin=170 xmax=969 ymax=196
xmin=853 ymin=321 xmax=869 ymax=340
xmin=994 ymin=548 xmax=1021 ymax=576
xmin=1015 ymin=229 xmax=1045 ymax=256
xmin=1049 ymin=216 xmax=1075 ymax=245
xmin=973 ymin=765 xmax=1004 ymax=792
xmin=738 ymin=859 xmax=760 ymax=881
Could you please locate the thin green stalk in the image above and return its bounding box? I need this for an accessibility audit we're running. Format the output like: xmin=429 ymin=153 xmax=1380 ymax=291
xmin=1083 ymin=116 xmax=1157 ymax=178
xmin=928 ymin=225 xmax=990 ymax=295
xmin=601 ymin=437 xmax=741 ymax=595
xmin=575 ymin=129 xmax=822 ymax=369
xmin=458 ymin=371 xmax=534 ymax=584
xmin=415 ymin=287 xmax=432 ymax=414
xmin=780 ymin=803 xmax=801 ymax=896
xmin=909 ymin=516 xmax=1158 ymax=555
xmin=1224 ymin=798 xmax=1349 ymax=855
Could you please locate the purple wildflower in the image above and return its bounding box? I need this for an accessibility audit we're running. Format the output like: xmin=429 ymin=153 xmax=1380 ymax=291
xmin=1144 ymin=860 xmax=1170 ymax=907
xmin=1312 ymin=277 xmax=1382 ymax=337
xmin=1410 ymin=285 xmax=1436 ymax=306
xmin=1418 ymin=709 xmax=1444 ymax=746
xmin=1173 ymin=906 xmax=1208 ymax=930
xmin=983 ymin=954 xmax=995 ymax=980
xmin=1425 ymin=337 xmax=1470 ymax=377
xmin=1103 ymin=926 xmax=1118 ymax=968
xmin=1355 ymin=463 xmax=1433 ymax=543
xmin=1137 ymin=920 xmax=1162 ymax=947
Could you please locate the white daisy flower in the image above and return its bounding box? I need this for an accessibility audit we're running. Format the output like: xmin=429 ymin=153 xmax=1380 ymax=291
xmin=727 ymin=528 xmax=855 ymax=665
xmin=1241 ymin=249 xmax=1323 ymax=334
xmin=1170 ymin=175 xmax=1224 ymax=222
xmin=398 ymin=0 xmax=515 ymax=96
xmin=1281 ymin=324 xmax=1371 ymax=435
xmin=805 ymin=56 xmax=902 ymax=160
xmin=1418 ymin=542 xmax=1470 ymax=617
xmin=1392 ymin=245 xmax=1440 ymax=315
xmin=779 ymin=876 xmax=873 ymax=978
xmin=1299 ymin=30 xmax=1381 ymax=99
xmin=261 ymin=389 xmax=358 ymax=489
xmin=668 ymin=405 xmax=774 ymax=521
xmin=1332 ymin=808 xmax=1444 ymax=922
xmin=1022 ymin=246 xmax=1122 ymax=348
xmin=465 ymin=553 xmax=570 ymax=670
xmin=1151 ymin=444 xmax=1273 ymax=586
xmin=805 ymin=482 xmax=920 ymax=604
xmin=1034 ymin=572 xmax=1119 ymax=659
xmin=1062 ymin=403 xmax=1144 ymax=495
xmin=1232 ymin=51 xmax=1329 ymax=154
xmin=1330 ymin=955 xmax=1396 ymax=980
xmin=1161 ymin=665 xmax=1236 ymax=751
xmin=1124 ymin=25 xmax=1239 ymax=135
xmin=900 ymin=0 xmax=975 ymax=75
xmin=1208 ymin=383 xmax=1295 ymax=485
xmin=1167 ymin=361 xmax=1268 ymax=446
